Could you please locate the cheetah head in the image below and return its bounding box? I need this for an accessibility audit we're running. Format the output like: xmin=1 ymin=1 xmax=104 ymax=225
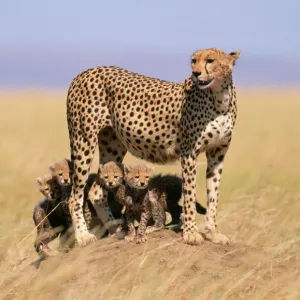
xmin=36 ymin=174 xmax=56 ymax=200
xmin=190 ymin=48 xmax=241 ymax=90
xmin=49 ymin=159 xmax=73 ymax=186
xmin=124 ymin=164 xmax=154 ymax=190
xmin=99 ymin=161 xmax=124 ymax=189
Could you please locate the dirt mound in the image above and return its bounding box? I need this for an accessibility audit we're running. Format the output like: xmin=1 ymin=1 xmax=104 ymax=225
xmin=2 ymin=229 xmax=289 ymax=300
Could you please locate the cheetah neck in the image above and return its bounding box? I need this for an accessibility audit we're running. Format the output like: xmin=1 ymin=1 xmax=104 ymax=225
xmin=210 ymin=75 xmax=236 ymax=114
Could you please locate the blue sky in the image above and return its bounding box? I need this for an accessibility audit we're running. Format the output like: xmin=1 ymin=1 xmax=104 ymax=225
xmin=1 ymin=0 xmax=299 ymax=87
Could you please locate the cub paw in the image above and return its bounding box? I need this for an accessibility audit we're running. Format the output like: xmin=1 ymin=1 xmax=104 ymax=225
xmin=135 ymin=234 xmax=148 ymax=244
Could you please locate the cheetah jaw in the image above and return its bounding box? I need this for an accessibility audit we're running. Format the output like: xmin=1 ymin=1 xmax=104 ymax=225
xmin=196 ymin=79 xmax=214 ymax=90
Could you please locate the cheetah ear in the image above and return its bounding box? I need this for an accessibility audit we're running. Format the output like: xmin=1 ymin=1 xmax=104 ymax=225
xmin=228 ymin=50 xmax=241 ymax=66
xmin=36 ymin=177 xmax=42 ymax=186
xmin=184 ymin=76 xmax=193 ymax=92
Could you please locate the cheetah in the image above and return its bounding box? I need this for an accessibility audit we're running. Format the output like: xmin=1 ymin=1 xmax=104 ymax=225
xmin=123 ymin=164 xmax=207 ymax=243
xmin=66 ymin=48 xmax=240 ymax=246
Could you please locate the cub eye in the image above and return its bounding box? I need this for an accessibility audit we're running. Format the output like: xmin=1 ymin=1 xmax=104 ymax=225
xmin=207 ymin=59 xmax=215 ymax=63
xmin=58 ymin=172 xmax=63 ymax=176
xmin=191 ymin=58 xmax=196 ymax=64
xmin=145 ymin=176 xmax=149 ymax=179
xmin=45 ymin=188 xmax=49 ymax=191
xmin=114 ymin=176 xmax=118 ymax=179
xmin=104 ymin=176 xmax=108 ymax=179
xmin=135 ymin=176 xmax=139 ymax=179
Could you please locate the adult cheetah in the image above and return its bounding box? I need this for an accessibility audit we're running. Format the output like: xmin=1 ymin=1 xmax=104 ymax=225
xmin=66 ymin=48 xmax=240 ymax=246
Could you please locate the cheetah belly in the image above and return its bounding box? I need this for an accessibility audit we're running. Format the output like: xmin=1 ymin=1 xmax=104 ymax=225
xmin=204 ymin=115 xmax=233 ymax=148
xmin=111 ymin=118 xmax=180 ymax=163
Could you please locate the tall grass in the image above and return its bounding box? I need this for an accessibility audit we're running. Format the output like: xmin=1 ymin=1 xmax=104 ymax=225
xmin=0 ymin=89 xmax=300 ymax=299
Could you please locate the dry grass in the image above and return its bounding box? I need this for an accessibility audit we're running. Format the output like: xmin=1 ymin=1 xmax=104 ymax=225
xmin=0 ymin=89 xmax=300 ymax=300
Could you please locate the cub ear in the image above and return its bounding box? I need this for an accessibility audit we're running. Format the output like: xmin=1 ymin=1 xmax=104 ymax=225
xmin=99 ymin=164 xmax=104 ymax=172
xmin=119 ymin=163 xmax=126 ymax=174
xmin=123 ymin=165 xmax=131 ymax=175
xmin=66 ymin=159 xmax=74 ymax=171
xmin=36 ymin=177 xmax=42 ymax=186
xmin=49 ymin=163 xmax=55 ymax=173
xmin=145 ymin=163 xmax=155 ymax=172
xmin=184 ymin=76 xmax=193 ymax=92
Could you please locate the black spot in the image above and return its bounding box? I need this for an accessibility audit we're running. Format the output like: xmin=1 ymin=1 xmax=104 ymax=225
xmin=218 ymin=155 xmax=224 ymax=162
xmin=206 ymin=172 xmax=215 ymax=178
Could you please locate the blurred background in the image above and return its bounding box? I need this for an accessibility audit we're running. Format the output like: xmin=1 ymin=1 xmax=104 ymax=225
xmin=1 ymin=1 xmax=300 ymax=299
xmin=1 ymin=0 xmax=300 ymax=88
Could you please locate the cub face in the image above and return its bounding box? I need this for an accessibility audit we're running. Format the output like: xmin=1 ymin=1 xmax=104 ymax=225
xmin=124 ymin=164 xmax=154 ymax=190
xmin=49 ymin=159 xmax=73 ymax=186
xmin=36 ymin=174 xmax=56 ymax=200
xmin=99 ymin=161 xmax=124 ymax=189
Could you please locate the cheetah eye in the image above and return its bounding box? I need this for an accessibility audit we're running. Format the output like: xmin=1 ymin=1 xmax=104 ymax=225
xmin=207 ymin=59 xmax=215 ymax=63
xmin=135 ymin=176 xmax=139 ymax=179
xmin=145 ymin=176 xmax=149 ymax=179
xmin=114 ymin=176 xmax=118 ymax=179
xmin=191 ymin=58 xmax=196 ymax=64
xmin=59 ymin=172 xmax=63 ymax=176
xmin=45 ymin=188 xmax=49 ymax=191
xmin=104 ymin=176 xmax=108 ymax=179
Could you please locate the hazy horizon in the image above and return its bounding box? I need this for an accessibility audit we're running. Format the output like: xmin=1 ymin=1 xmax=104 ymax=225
xmin=1 ymin=0 xmax=299 ymax=88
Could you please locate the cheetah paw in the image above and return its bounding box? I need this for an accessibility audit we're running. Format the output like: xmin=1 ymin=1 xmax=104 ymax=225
xmin=135 ymin=235 xmax=148 ymax=244
xmin=76 ymin=232 xmax=97 ymax=247
xmin=203 ymin=232 xmax=230 ymax=245
xmin=183 ymin=227 xmax=203 ymax=245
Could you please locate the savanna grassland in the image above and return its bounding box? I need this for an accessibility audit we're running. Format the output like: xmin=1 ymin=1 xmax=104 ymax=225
xmin=0 ymin=89 xmax=300 ymax=300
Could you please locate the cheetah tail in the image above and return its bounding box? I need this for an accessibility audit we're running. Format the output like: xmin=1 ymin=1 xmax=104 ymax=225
xmin=195 ymin=201 xmax=206 ymax=215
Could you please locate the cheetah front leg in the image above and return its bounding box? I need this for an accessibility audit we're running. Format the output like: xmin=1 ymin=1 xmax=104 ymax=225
xmin=181 ymin=154 xmax=203 ymax=245
xmin=203 ymin=147 xmax=229 ymax=244
xmin=69 ymin=134 xmax=98 ymax=247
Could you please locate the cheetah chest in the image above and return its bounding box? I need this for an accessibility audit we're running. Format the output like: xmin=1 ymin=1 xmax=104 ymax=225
xmin=202 ymin=114 xmax=233 ymax=149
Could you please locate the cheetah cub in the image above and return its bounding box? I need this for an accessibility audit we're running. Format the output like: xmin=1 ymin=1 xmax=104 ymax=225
xmin=100 ymin=163 xmax=156 ymax=243
xmin=98 ymin=161 xmax=139 ymax=241
xmin=33 ymin=159 xmax=102 ymax=258
xmin=33 ymin=173 xmax=68 ymax=258
xmin=124 ymin=164 xmax=207 ymax=243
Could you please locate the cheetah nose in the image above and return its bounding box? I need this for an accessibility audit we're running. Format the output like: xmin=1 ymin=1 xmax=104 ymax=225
xmin=64 ymin=179 xmax=69 ymax=183
xmin=108 ymin=182 xmax=113 ymax=186
xmin=140 ymin=182 xmax=145 ymax=186
xmin=192 ymin=71 xmax=201 ymax=78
